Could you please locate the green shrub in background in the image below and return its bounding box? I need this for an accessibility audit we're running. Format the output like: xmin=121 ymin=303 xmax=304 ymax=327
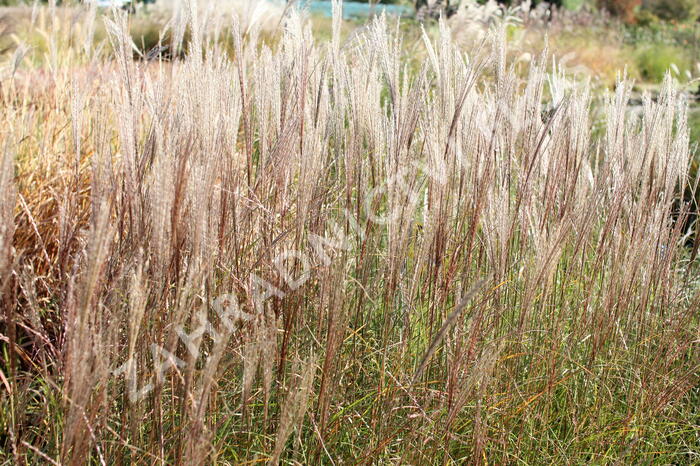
xmin=635 ymin=8 xmax=662 ymax=26
xmin=562 ymin=0 xmax=586 ymax=10
xmin=691 ymin=109 xmax=700 ymax=151
xmin=646 ymin=0 xmax=699 ymax=22
xmin=634 ymin=43 xmax=692 ymax=82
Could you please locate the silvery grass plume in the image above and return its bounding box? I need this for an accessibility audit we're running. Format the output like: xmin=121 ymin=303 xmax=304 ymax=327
xmin=0 ymin=143 xmax=14 ymax=303
xmin=144 ymin=0 xmax=286 ymax=37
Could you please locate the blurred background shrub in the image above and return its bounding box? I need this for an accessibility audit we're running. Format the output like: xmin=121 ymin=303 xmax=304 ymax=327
xmin=642 ymin=0 xmax=699 ymax=22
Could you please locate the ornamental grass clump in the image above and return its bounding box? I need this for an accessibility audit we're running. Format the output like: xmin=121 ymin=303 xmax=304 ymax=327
xmin=1 ymin=1 xmax=698 ymax=463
